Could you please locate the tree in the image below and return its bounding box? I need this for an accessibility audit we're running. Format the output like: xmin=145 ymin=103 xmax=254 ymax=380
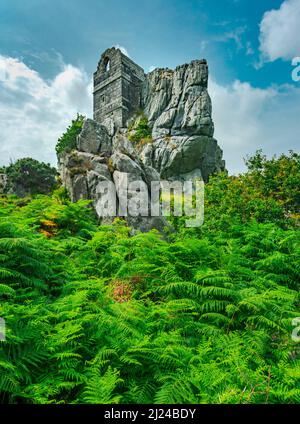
xmin=244 ymin=150 xmax=300 ymax=214
xmin=4 ymin=158 xmax=57 ymax=197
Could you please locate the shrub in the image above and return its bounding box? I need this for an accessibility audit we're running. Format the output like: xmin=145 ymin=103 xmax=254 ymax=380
xmin=128 ymin=114 xmax=152 ymax=144
xmin=244 ymin=150 xmax=300 ymax=215
xmin=56 ymin=114 xmax=85 ymax=157
xmin=4 ymin=158 xmax=57 ymax=197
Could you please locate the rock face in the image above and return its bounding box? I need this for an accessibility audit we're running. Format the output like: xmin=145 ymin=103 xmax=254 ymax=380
xmin=77 ymin=119 xmax=112 ymax=155
xmin=59 ymin=47 xmax=225 ymax=231
xmin=143 ymin=61 xmax=212 ymax=138
xmin=59 ymin=121 xmax=169 ymax=233
xmin=140 ymin=61 xmax=224 ymax=181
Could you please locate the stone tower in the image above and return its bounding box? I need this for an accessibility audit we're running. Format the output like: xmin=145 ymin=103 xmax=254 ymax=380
xmin=93 ymin=47 xmax=145 ymax=128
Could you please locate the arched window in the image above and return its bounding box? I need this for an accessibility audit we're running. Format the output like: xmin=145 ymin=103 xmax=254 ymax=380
xmin=104 ymin=57 xmax=110 ymax=72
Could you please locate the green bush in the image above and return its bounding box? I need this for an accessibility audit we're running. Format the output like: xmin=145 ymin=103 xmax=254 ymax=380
xmin=4 ymin=158 xmax=57 ymax=197
xmin=244 ymin=150 xmax=300 ymax=215
xmin=128 ymin=114 xmax=152 ymax=144
xmin=56 ymin=114 xmax=85 ymax=157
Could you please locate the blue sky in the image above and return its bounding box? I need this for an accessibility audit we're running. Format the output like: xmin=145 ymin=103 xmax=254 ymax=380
xmin=0 ymin=0 xmax=299 ymax=173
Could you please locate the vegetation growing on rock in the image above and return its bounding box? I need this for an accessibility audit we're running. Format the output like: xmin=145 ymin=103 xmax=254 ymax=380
xmin=127 ymin=113 xmax=152 ymax=145
xmin=56 ymin=114 xmax=85 ymax=156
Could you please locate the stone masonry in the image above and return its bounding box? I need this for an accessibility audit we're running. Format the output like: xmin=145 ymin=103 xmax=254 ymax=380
xmin=93 ymin=47 xmax=145 ymax=128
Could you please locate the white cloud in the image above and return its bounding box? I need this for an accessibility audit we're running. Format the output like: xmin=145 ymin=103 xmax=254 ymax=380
xmin=209 ymin=77 xmax=300 ymax=174
xmin=114 ymin=44 xmax=130 ymax=57
xmin=201 ymin=26 xmax=247 ymax=53
xmin=259 ymin=0 xmax=300 ymax=62
xmin=0 ymin=55 xmax=92 ymax=167
xmin=218 ymin=26 xmax=246 ymax=50
xmin=245 ymin=41 xmax=254 ymax=56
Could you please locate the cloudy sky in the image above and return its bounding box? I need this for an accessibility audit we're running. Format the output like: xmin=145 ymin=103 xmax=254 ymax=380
xmin=0 ymin=0 xmax=299 ymax=173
